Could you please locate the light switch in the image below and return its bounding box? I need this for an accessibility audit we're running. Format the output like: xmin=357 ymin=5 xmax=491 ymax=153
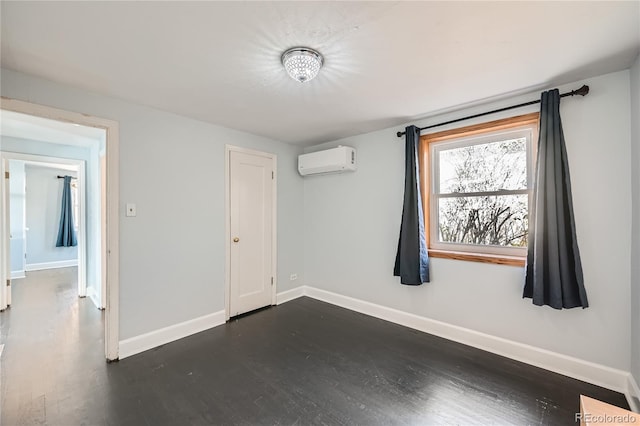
xmin=126 ymin=203 xmax=137 ymax=217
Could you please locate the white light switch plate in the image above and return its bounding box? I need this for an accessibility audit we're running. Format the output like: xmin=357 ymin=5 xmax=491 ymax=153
xmin=126 ymin=203 xmax=137 ymax=217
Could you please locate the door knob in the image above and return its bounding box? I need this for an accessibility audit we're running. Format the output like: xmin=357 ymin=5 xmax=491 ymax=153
xmin=233 ymin=237 xmax=240 ymax=242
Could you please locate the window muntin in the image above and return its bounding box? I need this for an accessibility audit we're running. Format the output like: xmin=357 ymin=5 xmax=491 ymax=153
xmin=421 ymin=114 xmax=538 ymax=260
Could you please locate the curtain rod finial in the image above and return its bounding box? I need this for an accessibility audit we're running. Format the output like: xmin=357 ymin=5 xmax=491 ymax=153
xmin=575 ymin=85 xmax=589 ymax=96
xmin=397 ymin=131 xmax=405 ymax=138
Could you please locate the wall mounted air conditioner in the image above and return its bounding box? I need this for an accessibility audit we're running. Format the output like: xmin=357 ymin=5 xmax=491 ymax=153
xmin=298 ymin=146 xmax=357 ymax=176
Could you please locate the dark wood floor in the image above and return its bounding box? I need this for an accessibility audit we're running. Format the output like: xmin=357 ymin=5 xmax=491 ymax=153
xmin=1 ymin=270 xmax=630 ymax=425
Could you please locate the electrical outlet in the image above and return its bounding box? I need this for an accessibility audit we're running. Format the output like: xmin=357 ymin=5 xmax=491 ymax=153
xmin=290 ymin=273 xmax=298 ymax=281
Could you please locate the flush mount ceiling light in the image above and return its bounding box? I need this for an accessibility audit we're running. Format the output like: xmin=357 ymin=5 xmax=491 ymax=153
xmin=281 ymin=47 xmax=324 ymax=83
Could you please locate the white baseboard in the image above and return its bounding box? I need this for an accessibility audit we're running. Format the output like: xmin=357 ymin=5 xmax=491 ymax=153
xmin=277 ymin=285 xmax=629 ymax=395
xmin=119 ymin=310 xmax=225 ymax=360
xmin=276 ymin=286 xmax=305 ymax=305
xmin=117 ymin=287 xmax=305 ymax=361
xmin=86 ymin=285 xmax=103 ymax=310
xmin=10 ymin=271 xmax=25 ymax=279
xmin=118 ymin=287 xmax=306 ymax=361
xmin=628 ymin=374 xmax=640 ymax=413
xmin=114 ymin=285 xmax=633 ymax=406
xmin=25 ymin=259 xmax=78 ymax=271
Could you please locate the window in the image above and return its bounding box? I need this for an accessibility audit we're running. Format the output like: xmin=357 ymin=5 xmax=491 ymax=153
xmin=419 ymin=113 xmax=539 ymax=266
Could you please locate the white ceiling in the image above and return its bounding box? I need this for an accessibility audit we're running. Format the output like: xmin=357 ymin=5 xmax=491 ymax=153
xmin=1 ymin=1 xmax=638 ymax=146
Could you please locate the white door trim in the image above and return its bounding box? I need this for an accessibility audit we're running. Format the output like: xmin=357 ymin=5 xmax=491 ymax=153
xmin=0 ymin=97 xmax=120 ymax=361
xmin=1 ymin=153 xmax=86 ymax=297
xmin=1 ymin=159 xmax=9 ymax=309
xmin=224 ymin=144 xmax=277 ymax=321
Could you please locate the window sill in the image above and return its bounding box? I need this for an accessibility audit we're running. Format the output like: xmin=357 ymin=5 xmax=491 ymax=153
xmin=428 ymin=249 xmax=525 ymax=267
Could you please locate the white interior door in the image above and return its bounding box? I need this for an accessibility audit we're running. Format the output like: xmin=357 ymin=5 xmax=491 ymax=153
xmin=2 ymin=158 xmax=12 ymax=308
xmin=229 ymin=149 xmax=274 ymax=317
xmin=8 ymin=161 xmax=26 ymax=279
xmin=100 ymin=154 xmax=107 ymax=309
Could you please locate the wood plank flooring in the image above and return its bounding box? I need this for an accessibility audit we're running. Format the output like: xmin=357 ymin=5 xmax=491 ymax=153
xmin=0 ymin=269 xmax=630 ymax=425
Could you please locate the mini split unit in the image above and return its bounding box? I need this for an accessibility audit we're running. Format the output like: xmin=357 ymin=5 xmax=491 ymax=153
xmin=298 ymin=146 xmax=357 ymax=176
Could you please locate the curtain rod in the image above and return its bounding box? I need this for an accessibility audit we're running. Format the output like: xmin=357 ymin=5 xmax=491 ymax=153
xmin=57 ymin=175 xmax=77 ymax=179
xmin=396 ymin=85 xmax=589 ymax=138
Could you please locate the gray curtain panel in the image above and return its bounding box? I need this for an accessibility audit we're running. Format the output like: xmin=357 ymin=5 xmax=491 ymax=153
xmin=56 ymin=175 xmax=78 ymax=247
xmin=523 ymin=89 xmax=588 ymax=309
xmin=394 ymin=125 xmax=430 ymax=285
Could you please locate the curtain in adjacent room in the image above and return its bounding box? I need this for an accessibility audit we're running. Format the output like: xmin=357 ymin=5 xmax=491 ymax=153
xmin=524 ymin=89 xmax=588 ymax=308
xmin=394 ymin=125 xmax=429 ymax=285
xmin=56 ymin=175 xmax=77 ymax=247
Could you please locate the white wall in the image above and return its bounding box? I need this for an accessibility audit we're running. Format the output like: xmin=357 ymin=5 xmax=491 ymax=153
xmin=0 ymin=68 xmax=305 ymax=340
xmin=304 ymin=70 xmax=632 ymax=371
xmin=9 ymin=161 xmax=26 ymax=275
xmin=24 ymin=164 xmax=78 ymax=265
xmin=630 ymin=53 xmax=640 ymax=388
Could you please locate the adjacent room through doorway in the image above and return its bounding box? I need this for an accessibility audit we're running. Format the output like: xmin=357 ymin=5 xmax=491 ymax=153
xmin=0 ymin=104 xmax=119 ymax=382
xmin=1 ymin=110 xmax=105 ymax=309
xmin=9 ymin=159 xmax=81 ymax=288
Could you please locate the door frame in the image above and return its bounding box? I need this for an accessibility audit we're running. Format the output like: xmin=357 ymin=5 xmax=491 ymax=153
xmin=224 ymin=144 xmax=277 ymax=321
xmin=1 ymin=153 xmax=86 ymax=297
xmin=0 ymin=97 xmax=120 ymax=361
xmin=1 ymin=159 xmax=9 ymax=306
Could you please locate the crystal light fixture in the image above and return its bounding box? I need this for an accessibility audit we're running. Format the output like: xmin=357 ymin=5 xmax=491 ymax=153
xmin=281 ymin=47 xmax=324 ymax=83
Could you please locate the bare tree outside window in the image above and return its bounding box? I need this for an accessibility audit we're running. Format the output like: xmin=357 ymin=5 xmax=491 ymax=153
xmin=436 ymin=137 xmax=528 ymax=247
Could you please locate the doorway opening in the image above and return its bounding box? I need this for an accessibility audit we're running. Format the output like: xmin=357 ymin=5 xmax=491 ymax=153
xmin=4 ymin=154 xmax=87 ymax=304
xmin=0 ymin=99 xmax=119 ymax=360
